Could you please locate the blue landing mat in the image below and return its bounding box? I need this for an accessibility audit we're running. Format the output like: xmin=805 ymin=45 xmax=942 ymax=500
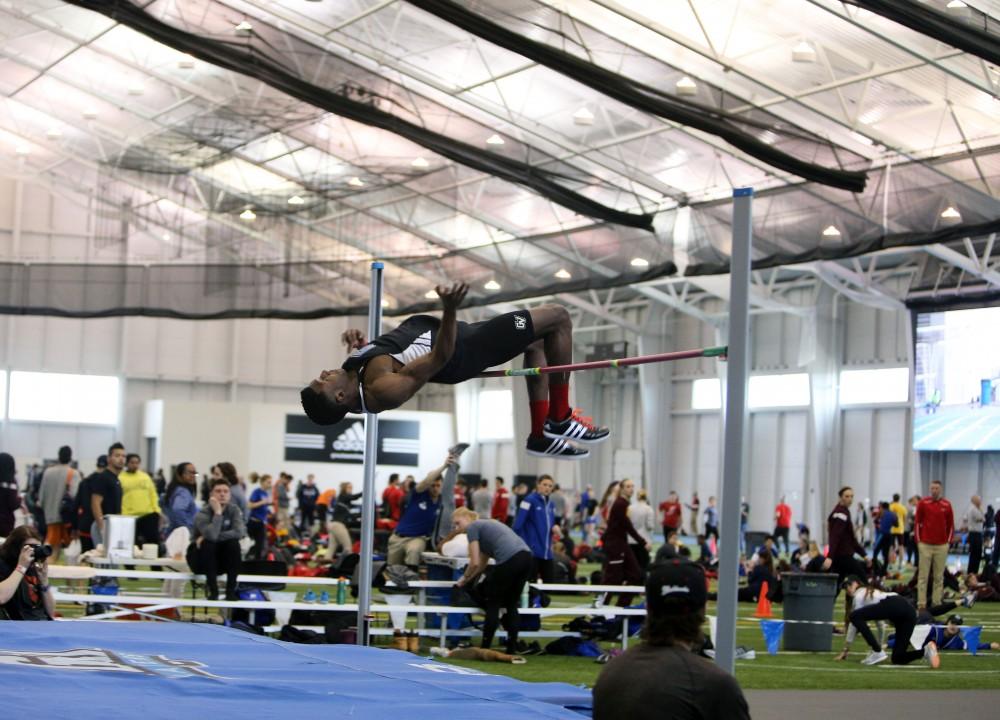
xmin=0 ymin=622 xmax=591 ymax=719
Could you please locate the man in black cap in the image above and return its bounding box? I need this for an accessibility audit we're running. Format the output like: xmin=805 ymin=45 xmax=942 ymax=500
xmin=592 ymin=560 xmax=750 ymax=720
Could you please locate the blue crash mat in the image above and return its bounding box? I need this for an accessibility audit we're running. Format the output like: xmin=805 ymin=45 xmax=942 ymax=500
xmin=0 ymin=622 xmax=591 ymax=719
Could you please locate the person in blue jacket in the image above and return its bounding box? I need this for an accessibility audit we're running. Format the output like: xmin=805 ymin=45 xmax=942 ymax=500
xmin=513 ymin=474 xmax=559 ymax=595
xmin=889 ymin=614 xmax=999 ymax=652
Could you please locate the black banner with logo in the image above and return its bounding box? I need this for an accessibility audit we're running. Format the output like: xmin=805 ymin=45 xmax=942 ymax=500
xmin=283 ymin=414 xmax=420 ymax=466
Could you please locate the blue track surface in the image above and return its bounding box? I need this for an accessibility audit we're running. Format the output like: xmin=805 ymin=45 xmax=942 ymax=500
xmin=912 ymin=406 xmax=1000 ymax=451
xmin=0 ymin=622 xmax=591 ymax=719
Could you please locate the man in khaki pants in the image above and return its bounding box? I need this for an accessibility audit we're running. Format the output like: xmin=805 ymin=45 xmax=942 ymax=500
xmin=914 ymin=480 xmax=954 ymax=609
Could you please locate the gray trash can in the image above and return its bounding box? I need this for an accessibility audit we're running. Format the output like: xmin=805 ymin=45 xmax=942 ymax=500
xmin=781 ymin=573 xmax=838 ymax=651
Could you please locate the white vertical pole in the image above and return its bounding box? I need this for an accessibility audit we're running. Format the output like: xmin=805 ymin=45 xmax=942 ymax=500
xmin=715 ymin=188 xmax=753 ymax=674
xmin=357 ymin=261 xmax=383 ymax=644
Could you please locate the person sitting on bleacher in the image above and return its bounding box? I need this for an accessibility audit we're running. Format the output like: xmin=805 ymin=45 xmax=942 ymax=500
xmin=189 ymin=478 xmax=246 ymax=601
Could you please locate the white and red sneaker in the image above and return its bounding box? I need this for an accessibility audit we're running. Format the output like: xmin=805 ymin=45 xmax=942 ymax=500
xmin=543 ymin=410 xmax=610 ymax=445
xmin=924 ymin=640 xmax=940 ymax=669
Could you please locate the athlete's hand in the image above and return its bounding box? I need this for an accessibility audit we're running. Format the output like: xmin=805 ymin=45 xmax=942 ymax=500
xmin=341 ymin=328 xmax=366 ymax=350
xmin=436 ymin=283 xmax=468 ymax=310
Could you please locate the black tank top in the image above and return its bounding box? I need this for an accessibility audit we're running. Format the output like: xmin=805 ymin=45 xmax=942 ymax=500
xmin=342 ymin=315 xmax=440 ymax=375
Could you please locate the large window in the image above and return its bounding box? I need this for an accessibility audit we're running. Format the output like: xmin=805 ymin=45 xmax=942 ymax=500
xmin=8 ymin=371 xmax=119 ymax=425
xmin=476 ymin=389 xmax=514 ymax=441
xmin=839 ymin=367 xmax=909 ymax=405
xmin=692 ymin=378 xmax=722 ymax=410
xmin=748 ymin=373 xmax=811 ymax=409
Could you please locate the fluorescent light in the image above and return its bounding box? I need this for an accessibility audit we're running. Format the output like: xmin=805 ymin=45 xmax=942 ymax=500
xmin=554 ymin=268 xmax=571 ymax=279
xmin=411 ymin=157 xmax=429 ymax=168
xmin=178 ymin=55 xmax=196 ymax=69
xmin=239 ymin=208 xmax=256 ymax=221
xmin=822 ymin=225 xmax=841 ymax=237
xmin=348 ymin=176 xmax=364 ymax=187
xmin=792 ymin=41 xmax=816 ymax=63
xmin=940 ymin=206 xmax=961 ymax=220
xmin=287 ymin=195 xmax=305 ymax=205
xmin=235 ymin=20 xmax=253 ymax=32
xmin=630 ymin=257 xmax=650 ymax=268
xmin=127 ymin=84 xmax=144 ymax=96
xmin=82 ymin=107 xmax=98 ymax=120
xmin=573 ymin=107 xmax=595 ymax=126
xmin=946 ymin=1 xmax=967 ymax=7
xmin=675 ymin=77 xmax=697 ymax=96
xmin=45 ymin=127 xmax=63 ymax=140
xmin=14 ymin=144 xmax=30 ymax=156
xmin=381 ymin=299 xmax=390 ymax=308
xmin=849 ymin=131 xmax=874 ymax=147
xmin=484 ymin=279 xmax=501 ymax=290
xmin=424 ymin=289 xmax=438 ymax=299
xmin=486 ymin=134 xmax=505 ymax=145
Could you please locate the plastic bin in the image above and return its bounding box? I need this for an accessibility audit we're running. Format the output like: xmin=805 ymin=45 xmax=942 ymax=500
xmin=781 ymin=573 xmax=838 ymax=652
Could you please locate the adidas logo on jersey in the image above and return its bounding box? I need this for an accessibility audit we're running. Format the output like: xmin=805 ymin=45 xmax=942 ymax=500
xmin=514 ymin=315 xmax=527 ymax=330
xmin=332 ymin=421 xmax=365 ymax=452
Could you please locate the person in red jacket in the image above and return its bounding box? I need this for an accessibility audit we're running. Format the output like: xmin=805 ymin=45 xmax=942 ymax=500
xmin=491 ymin=477 xmax=511 ymax=525
xmin=658 ymin=491 xmax=682 ymax=540
xmin=827 ymin=486 xmax=869 ymax=591
xmin=915 ymin=480 xmax=954 ymax=610
xmin=601 ymin=478 xmax=650 ymax=607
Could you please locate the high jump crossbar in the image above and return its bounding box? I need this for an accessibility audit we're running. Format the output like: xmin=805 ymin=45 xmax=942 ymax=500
xmin=476 ymin=345 xmax=727 ymax=378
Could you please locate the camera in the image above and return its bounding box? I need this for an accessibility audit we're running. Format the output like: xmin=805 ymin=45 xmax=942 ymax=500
xmin=32 ymin=544 xmax=53 ymax=562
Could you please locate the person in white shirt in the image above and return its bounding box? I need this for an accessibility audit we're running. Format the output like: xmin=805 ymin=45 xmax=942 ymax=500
xmin=836 ymin=576 xmax=940 ymax=668
xmin=628 ymin=489 xmax=655 ymax=571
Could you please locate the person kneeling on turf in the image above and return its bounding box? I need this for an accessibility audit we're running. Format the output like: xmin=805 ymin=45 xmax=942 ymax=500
xmin=837 ymin=575 xmax=941 ymax=668
xmin=593 ymin=560 xmax=750 ymax=720
xmin=452 ymin=507 xmax=533 ymax=655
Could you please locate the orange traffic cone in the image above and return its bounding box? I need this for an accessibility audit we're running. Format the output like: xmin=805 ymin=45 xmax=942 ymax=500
xmin=754 ymin=581 xmax=773 ymax=618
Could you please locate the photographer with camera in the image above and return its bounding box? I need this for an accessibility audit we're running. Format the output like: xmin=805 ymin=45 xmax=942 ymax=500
xmin=0 ymin=526 xmax=55 ymax=620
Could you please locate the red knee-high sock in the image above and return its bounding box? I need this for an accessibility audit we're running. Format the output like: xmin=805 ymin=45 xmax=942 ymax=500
xmin=549 ymin=382 xmax=570 ymax=422
xmin=529 ymin=400 xmax=550 ymax=438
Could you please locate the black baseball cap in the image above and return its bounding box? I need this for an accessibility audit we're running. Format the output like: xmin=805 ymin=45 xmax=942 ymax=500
xmin=646 ymin=559 xmax=707 ymax=612
xmin=96 ymin=454 xmax=108 ymax=468
xmin=946 ymin=614 xmax=963 ymax=626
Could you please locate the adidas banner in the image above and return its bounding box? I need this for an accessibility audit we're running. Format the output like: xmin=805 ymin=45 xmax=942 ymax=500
xmin=284 ymin=414 xmax=421 ymax=466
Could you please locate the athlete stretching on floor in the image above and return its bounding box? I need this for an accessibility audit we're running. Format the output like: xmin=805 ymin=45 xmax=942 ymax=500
xmin=300 ymin=283 xmax=608 ymax=459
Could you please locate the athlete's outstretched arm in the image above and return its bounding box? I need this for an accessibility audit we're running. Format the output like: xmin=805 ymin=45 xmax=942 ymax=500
xmin=341 ymin=328 xmax=366 ymax=351
xmin=364 ymin=283 xmax=467 ymax=410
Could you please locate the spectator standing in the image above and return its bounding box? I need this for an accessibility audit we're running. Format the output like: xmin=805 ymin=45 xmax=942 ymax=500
xmin=740 ymin=498 xmax=750 ymax=553
xmin=274 ymin=473 xmax=292 ymax=531
xmin=316 ymin=485 xmax=336 ymax=525
xmin=387 ymin=458 xmax=446 ymax=569
xmin=513 ymin=474 xmax=559 ymax=592
xmin=686 ymin=492 xmax=700 ymax=536
xmin=119 ymin=453 xmax=162 ymax=548
xmin=381 ymin=474 xmax=402 ymax=522
xmin=472 ymin=478 xmax=492 ymax=517
xmin=73 ymin=456 xmax=105 ymax=553
xmin=550 ymin=484 xmax=568 ymax=528
xmin=964 ymin=494 xmax=985 ymax=576
xmin=872 ymin=502 xmax=898 ymax=571
xmin=0 ymin=453 xmax=20 ymax=538
xmin=164 ymin=462 xmax=199 ymax=535
xmin=601 ymin=479 xmax=649 ymax=606
xmin=296 ymin=475 xmax=320 ymax=535
xmin=984 ymin=504 xmax=995 ymax=562
xmin=37 ymin=445 xmax=82 ymax=562
xmin=773 ymin=496 xmax=792 ymax=555
xmin=659 ymin=491 xmax=683 ymax=541
xmin=247 ymin=475 xmax=273 ymax=560
xmin=509 ymin=481 xmax=529 ymax=526
xmin=905 ymin=495 xmax=919 ymax=566
xmin=491 ymin=477 xmax=511 ymax=526
xmin=629 ymin=489 xmax=655 ymax=571
xmin=592 ymin=560 xmax=750 ymax=720
xmin=703 ymin=496 xmax=719 ymax=544
xmin=190 ymin=479 xmax=246 ymax=600
xmin=889 ymin=493 xmax=908 ymax=571
xmin=827 ymin=487 xmax=869 ymax=589
xmin=90 ymin=443 xmax=126 ymax=547
xmin=854 ymin=501 xmax=868 ymax=548
xmin=915 ymin=480 xmax=954 ymax=610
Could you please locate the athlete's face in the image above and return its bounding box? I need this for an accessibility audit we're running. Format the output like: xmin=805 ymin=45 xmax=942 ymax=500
xmin=310 ymin=368 xmax=353 ymax=407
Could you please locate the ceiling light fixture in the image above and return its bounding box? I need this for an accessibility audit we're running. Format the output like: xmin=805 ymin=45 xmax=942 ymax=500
xmin=127 ymin=84 xmax=144 ymax=96
xmin=45 ymin=127 xmax=62 ymax=140
xmin=424 ymin=289 xmax=438 ymax=299
xmin=82 ymin=107 xmax=98 ymax=120
xmin=411 ymin=157 xmax=429 ymax=168
xmin=940 ymin=206 xmax=961 ymax=219
xmin=630 ymin=257 xmax=649 ymax=268
xmin=791 ymin=41 xmax=817 ymax=63
xmin=572 ymin=107 xmax=594 ymax=126
xmin=946 ymin=0 xmax=968 ymax=7
xmin=287 ymin=195 xmax=305 ymax=205
xmin=675 ymin=77 xmax=697 ymax=96
xmin=235 ymin=20 xmax=253 ymax=33
xmin=348 ymin=176 xmax=364 ymax=187
xmin=486 ymin=134 xmax=505 ymax=145
xmin=178 ymin=55 xmax=196 ymax=69
xmin=381 ymin=299 xmax=390 ymax=308
xmin=14 ymin=145 xmax=30 ymax=156
xmin=554 ymin=268 xmax=572 ymax=279
xmin=484 ymin=279 xmax=501 ymax=290
xmin=239 ymin=207 xmax=256 ymax=221
xmin=822 ymin=225 xmax=841 ymax=237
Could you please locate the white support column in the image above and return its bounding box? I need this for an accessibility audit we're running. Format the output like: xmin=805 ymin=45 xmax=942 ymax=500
xmin=638 ymin=311 xmax=673 ymax=505
xmin=357 ymin=261 xmax=383 ymax=645
xmin=715 ymin=188 xmax=753 ymax=674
